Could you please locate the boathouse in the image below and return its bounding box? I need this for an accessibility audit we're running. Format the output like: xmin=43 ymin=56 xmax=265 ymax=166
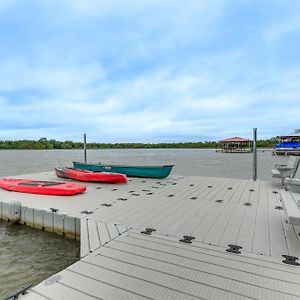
xmin=219 ymin=136 xmax=253 ymax=153
xmin=273 ymin=133 xmax=300 ymax=156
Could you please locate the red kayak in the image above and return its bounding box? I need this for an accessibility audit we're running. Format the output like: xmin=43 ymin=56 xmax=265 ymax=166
xmin=0 ymin=178 xmax=86 ymax=196
xmin=55 ymin=167 xmax=127 ymax=184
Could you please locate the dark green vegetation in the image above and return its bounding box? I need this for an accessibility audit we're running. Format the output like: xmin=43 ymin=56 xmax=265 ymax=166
xmin=0 ymin=137 xmax=278 ymax=150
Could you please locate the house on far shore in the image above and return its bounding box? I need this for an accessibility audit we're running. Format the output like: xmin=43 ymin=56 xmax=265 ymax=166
xmin=217 ymin=137 xmax=253 ymax=153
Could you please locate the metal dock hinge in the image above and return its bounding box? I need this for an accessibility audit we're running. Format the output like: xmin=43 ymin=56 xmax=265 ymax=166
xmin=275 ymin=206 xmax=283 ymax=210
xmin=131 ymin=193 xmax=140 ymax=196
xmin=117 ymin=197 xmax=127 ymax=201
xmin=282 ymin=255 xmax=300 ymax=266
xmin=226 ymin=244 xmax=243 ymax=254
xmin=141 ymin=228 xmax=156 ymax=235
xmin=81 ymin=210 xmax=93 ymax=214
xmin=4 ymin=283 xmax=33 ymax=300
xmin=179 ymin=236 xmax=195 ymax=244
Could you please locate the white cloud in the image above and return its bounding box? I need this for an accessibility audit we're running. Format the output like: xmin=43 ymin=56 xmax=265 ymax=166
xmin=263 ymin=15 xmax=300 ymax=43
xmin=0 ymin=1 xmax=300 ymax=141
xmin=0 ymin=60 xmax=105 ymax=92
xmin=0 ymin=0 xmax=14 ymax=12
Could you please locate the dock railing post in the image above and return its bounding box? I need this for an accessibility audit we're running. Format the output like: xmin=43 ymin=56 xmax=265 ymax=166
xmin=253 ymin=128 xmax=257 ymax=181
xmin=83 ymin=133 xmax=87 ymax=163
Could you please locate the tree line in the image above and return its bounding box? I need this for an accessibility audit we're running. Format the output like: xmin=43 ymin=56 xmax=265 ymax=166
xmin=0 ymin=138 xmax=278 ymax=150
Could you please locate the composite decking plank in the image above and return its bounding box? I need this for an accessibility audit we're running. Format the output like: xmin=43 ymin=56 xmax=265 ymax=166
xmin=164 ymin=176 xmax=229 ymax=236
xmin=252 ymin=180 xmax=271 ymax=255
xmin=87 ymin=219 xmax=101 ymax=252
xmin=174 ymin=178 xmax=234 ymax=238
xmin=80 ymin=254 xmax=258 ymax=300
xmin=236 ymin=180 xmax=262 ymax=252
xmin=118 ymin=177 xmax=216 ymax=231
xmin=106 ymin=222 xmax=119 ymax=240
xmin=193 ymin=178 xmax=244 ymax=243
xmin=267 ymin=182 xmax=289 ymax=257
xmin=95 ymin=221 xmax=110 ymax=245
xmin=25 ymin=279 xmax=99 ymax=300
xmin=98 ymin=242 xmax=300 ymax=298
xmin=203 ymin=179 xmax=248 ymax=245
xmin=127 ymin=231 xmax=300 ymax=274
xmin=123 ymin=177 xmax=217 ymax=230
xmin=218 ymin=179 xmax=254 ymax=248
xmin=94 ymin=181 xmax=188 ymax=227
xmin=148 ymin=177 xmax=228 ymax=234
xmin=80 ymin=218 xmax=90 ymax=257
xmin=60 ymin=268 xmax=149 ymax=300
xmin=115 ymin=223 xmax=129 ymax=235
xmin=93 ymin=178 xmax=187 ymax=223
xmin=14 ymin=291 xmax=52 ymax=300
xmin=106 ymin=237 xmax=300 ymax=284
xmin=69 ymin=260 xmax=202 ymax=300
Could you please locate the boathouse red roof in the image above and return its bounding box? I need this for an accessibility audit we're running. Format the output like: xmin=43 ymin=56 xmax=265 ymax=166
xmin=219 ymin=137 xmax=252 ymax=142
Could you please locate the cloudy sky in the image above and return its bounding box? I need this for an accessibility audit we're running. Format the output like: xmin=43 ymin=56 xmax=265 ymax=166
xmin=0 ymin=0 xmax=299 ymax=142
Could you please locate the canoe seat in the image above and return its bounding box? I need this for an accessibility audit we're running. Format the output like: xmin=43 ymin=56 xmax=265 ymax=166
xmin=280 ymin=190 xmax=300 ymax=225
xmin=272 ymin=156 xmax=300 ymax=185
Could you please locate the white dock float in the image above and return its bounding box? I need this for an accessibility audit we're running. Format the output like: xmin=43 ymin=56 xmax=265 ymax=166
xmin=1 ymin=171 xmax=300 ymax=299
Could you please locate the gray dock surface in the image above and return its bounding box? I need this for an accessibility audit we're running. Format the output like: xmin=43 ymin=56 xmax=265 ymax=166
xmin=1 ymin=172 xmax=300 ymax=299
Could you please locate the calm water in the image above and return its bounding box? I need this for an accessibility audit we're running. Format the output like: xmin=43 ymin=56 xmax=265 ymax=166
xmin=0 ymin=148 xmax=290 ymax=298
xmin=0 ymin=148 xmax=290 ymax=180
xmin=0 ymin=220 xmax=79 ymax=299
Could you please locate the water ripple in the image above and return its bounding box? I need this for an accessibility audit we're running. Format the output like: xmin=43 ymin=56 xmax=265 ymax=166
xmin=0 ymin=220 xmax=79 ymax=299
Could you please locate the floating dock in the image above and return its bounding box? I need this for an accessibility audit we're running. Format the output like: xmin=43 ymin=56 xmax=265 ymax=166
xmin=1 ymin=172 xmax=300 ymax=299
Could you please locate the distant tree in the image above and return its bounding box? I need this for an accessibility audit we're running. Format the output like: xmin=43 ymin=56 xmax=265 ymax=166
xmin=294 ymin=129 xmax=300 ymax=134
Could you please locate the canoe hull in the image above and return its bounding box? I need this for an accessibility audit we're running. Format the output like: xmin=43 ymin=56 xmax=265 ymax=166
xmin=0 ymin=178 xmax=86 ymax=196
xmin=55 ymin=167 xmax=127 ymax=184
xmin=73 ymin=161 xmax=174 ymax=178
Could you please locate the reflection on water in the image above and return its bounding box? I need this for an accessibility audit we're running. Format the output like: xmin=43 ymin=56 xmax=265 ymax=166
xmin=0 ymin=220 xmax=79 ymax=299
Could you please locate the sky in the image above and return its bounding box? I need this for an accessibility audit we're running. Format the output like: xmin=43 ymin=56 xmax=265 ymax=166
xmin=0 ymin=0 xmax=300 ymax=142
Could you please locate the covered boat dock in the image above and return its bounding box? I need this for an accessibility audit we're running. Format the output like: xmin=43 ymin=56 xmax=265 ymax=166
xmin=218 ymin=137 xmax=253 ymax=153
xmin=273 ymin=133 xmax=300 ymax=156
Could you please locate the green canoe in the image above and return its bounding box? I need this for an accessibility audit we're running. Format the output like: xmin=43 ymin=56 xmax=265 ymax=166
xmin=72 ymin=161 xmax=174 ymax=179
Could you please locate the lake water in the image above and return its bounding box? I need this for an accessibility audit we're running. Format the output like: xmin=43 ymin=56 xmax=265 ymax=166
xmin=0 ymin=148 xmax=290 ymax=180
xmin=0 ymin=148 xmax=290 ymax=297
xmin=0 ymin=220 xmax=80 ymax=299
